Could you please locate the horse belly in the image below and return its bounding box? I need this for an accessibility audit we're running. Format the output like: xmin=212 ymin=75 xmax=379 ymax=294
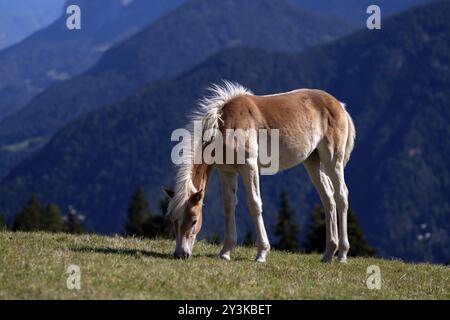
xmin=257 ymin=135 xmax=318 ymax=173
xmin=277 ymin=140 xmax=315 ymax=171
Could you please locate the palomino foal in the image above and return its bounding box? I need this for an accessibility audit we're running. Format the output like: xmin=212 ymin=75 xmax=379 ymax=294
xmin=165 ymin=81 xmax=355 ymax=263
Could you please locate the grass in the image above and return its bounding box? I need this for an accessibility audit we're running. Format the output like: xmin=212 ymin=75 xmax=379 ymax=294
xmin=0 ymin=231 xmax=449 ymax=299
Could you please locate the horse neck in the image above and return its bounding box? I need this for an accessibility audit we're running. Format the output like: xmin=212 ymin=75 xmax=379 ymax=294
xmin=191 ymin=162 xmax=212 ymax=193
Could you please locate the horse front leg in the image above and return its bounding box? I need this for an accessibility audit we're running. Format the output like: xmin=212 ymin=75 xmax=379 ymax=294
xmin=219 ymin=170 xmax=238 ymax=260
xmin=240 ymin=160 xmax=270 ymax=262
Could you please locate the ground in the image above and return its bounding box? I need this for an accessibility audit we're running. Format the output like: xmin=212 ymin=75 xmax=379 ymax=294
xmin=0 ymin=231 xmax=448 ymax=299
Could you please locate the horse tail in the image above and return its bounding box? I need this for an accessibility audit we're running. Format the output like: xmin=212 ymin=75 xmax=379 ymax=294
xmin=341 ymin=103 xmax=356 ymax=167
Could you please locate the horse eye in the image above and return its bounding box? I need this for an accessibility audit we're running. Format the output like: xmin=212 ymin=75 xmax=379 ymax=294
xmin=192 ymin=219 xmax=198 ymax=227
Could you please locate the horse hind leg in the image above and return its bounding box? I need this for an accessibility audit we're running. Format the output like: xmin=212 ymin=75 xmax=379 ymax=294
xmin=317 ymin=142 xmax=350 ymax=263
xmin=329 ymin=163 xmax=350 ymax=263
xmin=219 ymin=170 xmax=238 ymax=261
xmin=304 ymin=151 xmax=339 ymax=262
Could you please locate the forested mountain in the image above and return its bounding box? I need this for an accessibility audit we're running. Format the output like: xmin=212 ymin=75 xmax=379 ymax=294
xmin=1 ymin=0 xmax=448 ymax=262
xmin=0 ymin=0 xmax=432 ymax=119
xmin=0 ymin=0 xmax=353 ymax=178
xmin=0 ymin=0 xmax=65 ymax=50
xmin=0 ymin=0 xmax=184 ymax=120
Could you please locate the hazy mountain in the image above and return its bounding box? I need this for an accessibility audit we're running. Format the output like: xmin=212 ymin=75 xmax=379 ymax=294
xmin=0 ymin=0 xmax=353 ymax=178
xmin=1 ymin=0 xmax=448 ymax=262
xmin=0 ymin=0 xmax=65 ymax=50
xmin=0 ymin=0 xmax=431 ymax=119
xmin=0 ymin=0 xmax=185 ymax=120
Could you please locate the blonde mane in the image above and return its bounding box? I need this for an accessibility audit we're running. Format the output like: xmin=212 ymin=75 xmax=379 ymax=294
xmin=167 ymin=80 xmax=253 ymax=220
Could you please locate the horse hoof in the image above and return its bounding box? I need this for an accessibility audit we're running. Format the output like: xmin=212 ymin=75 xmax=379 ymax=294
xmin=219 ymin=253 xmax=231 ymax=261
xmin=337 ymin=256 xmax=347 ymax=264
xmin=321 ymin=255 xmax=333 ymax=263
xmin=255 ymin=253 xmax=267 ymax=262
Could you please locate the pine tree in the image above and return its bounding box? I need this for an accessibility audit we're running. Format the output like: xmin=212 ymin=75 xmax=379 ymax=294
xmin=242 ymin=230 xmax=255 ymax=247
xmin=304 ymin=206 xmax=325 ymax=254
xmin=156 ymin=196 xmax=172 ymax=238
xmin=304 ymin=204 xmax=376 ymax=257
xmin=13 ymin=194 xmax=46 ymax=231
xmin=124 ymin=187 xmax=150 ymax=236
xmin=346 ymin=205 xmax=376 ymax=257
xmin=43 ymin=203 xmax=64 ymax=232
xmin=64 ymin=206 xmax=84 ymax=234
xmin=274 ymin=191 xmax=300 ymax=252
xmin=208 ymin=231 xmax=221 ymax=245
xmin=143 ymin=214 xmax=167 ymax=238
xmin=0 ymin=212 xmax=7 ymax=230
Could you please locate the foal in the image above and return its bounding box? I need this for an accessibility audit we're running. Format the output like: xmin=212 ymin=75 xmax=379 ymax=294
xmin=165 ymin=81 xmax=355 ymax=263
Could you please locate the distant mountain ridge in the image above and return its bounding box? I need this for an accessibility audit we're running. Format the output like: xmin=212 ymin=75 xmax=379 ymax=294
xmin=0 ymin=0 xmax=433 ymax=120
xmin=0 ymin=0 xmax=65 ymax=50
xmin=0 ymin=0 xmax=436 ymax=180
xmin=0 ymin=0 xmax=353 ymax=178
xmin=0 ymin=1 xmax=448 ymax=263
xmin=0 ymin=0 xmax=185 ymax=120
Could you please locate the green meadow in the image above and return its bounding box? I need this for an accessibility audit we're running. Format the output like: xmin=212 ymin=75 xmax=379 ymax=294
xmin=0 ymin=231 xmax=448 ymax=299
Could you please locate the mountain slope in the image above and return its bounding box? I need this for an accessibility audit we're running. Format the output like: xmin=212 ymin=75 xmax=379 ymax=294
xmin=0 ymin=0 xmax=65 ymax=50
xmin=0 ymin=0 xmax=431 ymax=119
xmin=0 ymin=0 xmax=353 ymax=178
xmin=0 ymin=0 xmax=184 ymax=120
xmin=1 ymin=1 xmax=449 ymax=262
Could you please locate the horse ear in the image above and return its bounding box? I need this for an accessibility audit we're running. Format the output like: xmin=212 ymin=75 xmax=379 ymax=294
xmin=162 ymin=188 xmax=174 ymax=199
xmin=189 ymin=189 xmax=204 ymax=204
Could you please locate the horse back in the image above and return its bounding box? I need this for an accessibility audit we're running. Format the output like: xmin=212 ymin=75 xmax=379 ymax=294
xmin=219 ymin=89 xmax=348 ymax=170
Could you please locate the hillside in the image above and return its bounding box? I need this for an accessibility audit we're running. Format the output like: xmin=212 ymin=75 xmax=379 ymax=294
xmin=0 ymin=0 xmax=65 ymax=50
xmin=0 ymin=0 xmax=353 ymax=179
xmin=0 ymin=0 xmax=184 ymax=120
xmin=0 ymin=1 xmax=449 ymax=263
xmin=0 ymin=232 xmax=448 ymax=299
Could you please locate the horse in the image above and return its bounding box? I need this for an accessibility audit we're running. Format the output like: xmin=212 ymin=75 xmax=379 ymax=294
xmin=163 ymin=81 xmax=355 ymax=263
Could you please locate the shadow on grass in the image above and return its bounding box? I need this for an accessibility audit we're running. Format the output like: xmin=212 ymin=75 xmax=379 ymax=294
xmin=70 ymin=246 xmax=249 ymax=261
xmin=200 ymin=253 xmax=248 ymax=261
xmin=70 ymin=246 xmax=172 ymax=259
